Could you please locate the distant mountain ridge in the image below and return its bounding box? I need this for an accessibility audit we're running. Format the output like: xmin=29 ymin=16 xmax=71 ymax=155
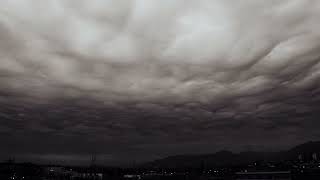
xmin=143 ymin=141 xmax=320 ymax=168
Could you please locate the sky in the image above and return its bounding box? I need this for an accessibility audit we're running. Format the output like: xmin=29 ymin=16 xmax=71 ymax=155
xmin=0 ymin=0 xmax=320 ymax=165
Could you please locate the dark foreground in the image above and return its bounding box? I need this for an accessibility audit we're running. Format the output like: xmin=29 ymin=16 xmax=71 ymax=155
xmin=1 ymin=158 xmax=320 ymax=180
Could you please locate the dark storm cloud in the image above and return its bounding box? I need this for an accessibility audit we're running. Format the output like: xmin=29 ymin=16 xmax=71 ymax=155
xmin=1 ymin=0 xmax=320 ymax=164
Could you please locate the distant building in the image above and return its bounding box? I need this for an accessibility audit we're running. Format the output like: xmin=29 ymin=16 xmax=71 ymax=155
xmin=236 ymin=171 xmax=291 ymax=180
xmin=72 ymin=172 xmax=103 ymax=180
xmin=46 ymin=166 xmax=65 ymax=174
xmin=124 ymin=174 xmax=141 ymax=179
xmin=312 ymin=152 xmax=317 ymax=161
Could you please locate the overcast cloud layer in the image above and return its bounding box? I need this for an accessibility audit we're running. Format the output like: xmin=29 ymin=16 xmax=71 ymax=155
xmin=1 ymin=0 xmax=320 ymax=165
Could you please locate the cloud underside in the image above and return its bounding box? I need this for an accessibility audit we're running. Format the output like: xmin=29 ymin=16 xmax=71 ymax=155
xmin=0 ymin=0 xmax=320 ymax=163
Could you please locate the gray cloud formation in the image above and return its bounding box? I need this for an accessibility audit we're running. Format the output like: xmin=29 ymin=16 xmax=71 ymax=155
xmin=0 ymin=0 xmax=320 ymax=164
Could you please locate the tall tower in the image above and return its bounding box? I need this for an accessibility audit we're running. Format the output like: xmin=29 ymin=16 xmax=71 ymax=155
xmin=312 ymin=152 xmax=317 ymax=161
xmin=90 ymin=154 xmax=97 ymax=167
xmin=298 ymin=154 xmax=303 ymax=162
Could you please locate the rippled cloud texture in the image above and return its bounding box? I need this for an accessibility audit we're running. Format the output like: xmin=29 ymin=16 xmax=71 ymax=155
xmin=1 ymin=0 xmax=320 ymax=164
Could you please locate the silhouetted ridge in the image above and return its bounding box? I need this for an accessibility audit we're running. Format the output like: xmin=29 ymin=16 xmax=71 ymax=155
xmin=143 ymin=141 xmax=320 ymax=168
